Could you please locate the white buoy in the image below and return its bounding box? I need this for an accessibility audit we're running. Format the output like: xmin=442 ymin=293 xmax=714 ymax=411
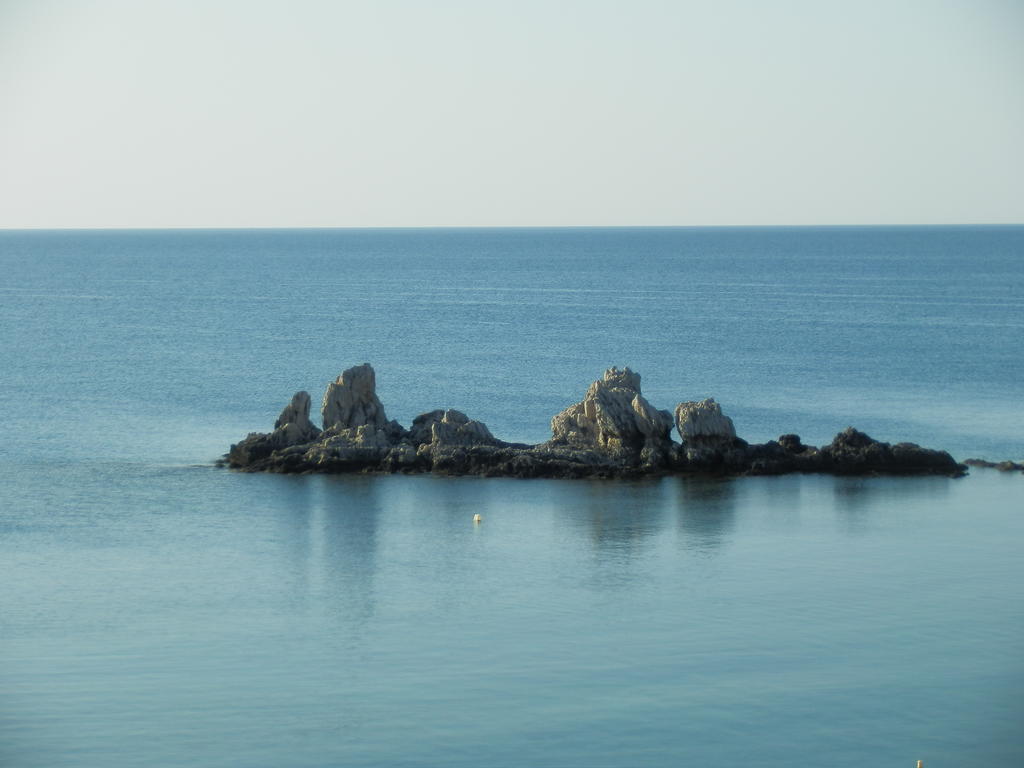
xmin=473 ymin=514 xmax=482 ymax=523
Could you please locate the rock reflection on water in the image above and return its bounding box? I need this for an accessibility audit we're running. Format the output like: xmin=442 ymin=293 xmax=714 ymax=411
xmin=262 ymin=471 xmax=965 ymax=634
xmin=831 ymin=474 xmax=953 ymax=535
xmin=291 ymin=474 xmax=382 ymax=631
xmin=556 ymin=478 xmax=673 ymax=590
xmin=576 ymin=478 xmax=670 ymax=550
xmin=673 ymin=476 xmax=738 ymax=554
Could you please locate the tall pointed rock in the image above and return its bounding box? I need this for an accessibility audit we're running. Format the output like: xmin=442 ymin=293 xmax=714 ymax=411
xmin=321 ymin=363 xmax=388 ymax=431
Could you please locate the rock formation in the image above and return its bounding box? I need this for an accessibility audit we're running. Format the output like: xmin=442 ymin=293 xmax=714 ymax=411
xmin=963 ymin=458 xmax=1024 ymax=473
xmin=321 ymin=363 xmax=389 ymax=431
xmin=548 ymin=367 xmax=674 ymax=466
xmin=819 ymin=427 xmax=972 ymax=476
xmin=411 ymin=409 xmax=500 ymax=448
xmin=674 ymin=398 xmax=738 ymax=461
xmin=227 ymin=390 xmax=321 ymax=467
xmin=223 ymin=364 xmax=966 ymax=479
xmin=274 ymin=391 xmax=321 ymax=443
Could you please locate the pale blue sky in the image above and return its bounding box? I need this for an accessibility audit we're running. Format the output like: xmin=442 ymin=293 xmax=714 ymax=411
xmin=1 ymin=0 xmax=1021 ymax=227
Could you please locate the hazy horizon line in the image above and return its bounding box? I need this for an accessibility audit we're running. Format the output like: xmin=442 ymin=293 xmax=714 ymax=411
xmin=3 ymin=222 xmax=1023 ymax=233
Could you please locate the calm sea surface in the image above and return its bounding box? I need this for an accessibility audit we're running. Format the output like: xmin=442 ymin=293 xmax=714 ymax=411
xmin=1 ymin=227 xmax=1022 ymax=766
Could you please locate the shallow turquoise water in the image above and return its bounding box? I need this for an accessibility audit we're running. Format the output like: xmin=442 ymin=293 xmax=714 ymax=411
xmin=1 ymin=227 xmax=1022 ymax=766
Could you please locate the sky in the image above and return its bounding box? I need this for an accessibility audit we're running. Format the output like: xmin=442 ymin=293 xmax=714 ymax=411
xmin=0 ymin=0 xmax=1021 ymax=228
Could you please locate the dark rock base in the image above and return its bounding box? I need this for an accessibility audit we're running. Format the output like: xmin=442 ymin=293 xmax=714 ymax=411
xmin=222 ymin=426 xmax=966 ymax=479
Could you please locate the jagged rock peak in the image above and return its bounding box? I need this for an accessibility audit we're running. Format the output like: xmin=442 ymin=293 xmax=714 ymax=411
xmin=595 ymin=366 xmax=641 ymax=394
xmin=674 ymin=398 xmax=737 ymax=443
xmin=270 ymin=393 xmax=317 ymax=448
xmin=550 ymin=366 xmax=673 ymax=454
xmin=275 ymin=391 xmax=314 ymax=431
xmin=271 ymin=390 xmax=322 ymax=447
xmin=321 ymin=363 xmax=388 ymax=431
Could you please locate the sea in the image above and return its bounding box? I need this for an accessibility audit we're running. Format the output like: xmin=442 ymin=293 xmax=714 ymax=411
xmin=0 ymin=226 xmax=1021 ymax=767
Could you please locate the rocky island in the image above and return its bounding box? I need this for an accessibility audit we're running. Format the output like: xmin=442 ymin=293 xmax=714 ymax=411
xmin=223 ymin=364 xmax=966 ymax=478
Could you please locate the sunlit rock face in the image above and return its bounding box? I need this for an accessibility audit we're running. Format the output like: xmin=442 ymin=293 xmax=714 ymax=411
xmin=674 ymin=398 xmax=736 ymax=442
xmin=548 ymin=366 xmax=674 ymax=463
xmin=410 ymin=409 xmax=498 ymax=448
xmin=674 ymin=398 xmax=738 ymax=461
xmin=321 ymin=363 xmax=388 ymax=431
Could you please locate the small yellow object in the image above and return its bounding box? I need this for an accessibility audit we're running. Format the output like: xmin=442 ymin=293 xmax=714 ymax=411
xmin=473 ymin=514 xmax=482 ymax=523
xmin=917 ymin=762 xmax=923 ymax=768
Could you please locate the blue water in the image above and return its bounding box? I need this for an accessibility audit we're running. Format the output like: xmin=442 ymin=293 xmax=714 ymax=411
xmin=1 ymin=227 xmax=1022 ymax=766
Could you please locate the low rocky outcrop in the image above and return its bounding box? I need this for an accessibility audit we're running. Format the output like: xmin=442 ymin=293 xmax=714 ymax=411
xmin=817 ymin=427 xmax=965 ymax=476
xmin=410 ymin=409 xmax=500 ymax=448
xmin=964 ymin=458 xmax=1024 ymax=473
xmin=227 ymin=390 xmax=321 ymax=467
xmin=223 ymin=364 xmax=967 ymax=479
xmin=275 ymin=391 xmax=320 ymax=442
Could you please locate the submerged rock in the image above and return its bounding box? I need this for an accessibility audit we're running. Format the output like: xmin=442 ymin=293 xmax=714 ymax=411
xmin=964 ymin=458 xmax=1024 ymax=473
xmin=223 ymin=364 xmax=966 ymax=479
